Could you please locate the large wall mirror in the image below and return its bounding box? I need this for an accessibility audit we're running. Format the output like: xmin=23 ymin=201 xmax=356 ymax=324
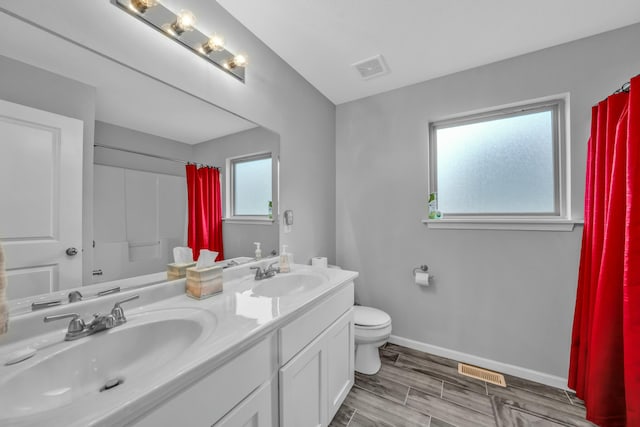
xmin=0 ymin=10 xmax=279 ymax=301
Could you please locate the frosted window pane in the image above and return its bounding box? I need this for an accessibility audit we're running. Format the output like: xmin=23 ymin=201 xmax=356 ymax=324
xmin=234 ymin=157 xmax=272 ymax=215
xmin=436 ymin=110 xmax=556 ymax=214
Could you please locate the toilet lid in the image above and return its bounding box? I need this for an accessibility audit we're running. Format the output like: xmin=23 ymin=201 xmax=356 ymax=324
xmin=353 ymin=306 xmax=391 ymax=327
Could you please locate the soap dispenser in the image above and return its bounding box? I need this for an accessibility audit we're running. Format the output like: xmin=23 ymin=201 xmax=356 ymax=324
xmin=253 ymin=242 xmax=262 ymax=259
xmin=279 ymin=245 xmax=291 ymax=273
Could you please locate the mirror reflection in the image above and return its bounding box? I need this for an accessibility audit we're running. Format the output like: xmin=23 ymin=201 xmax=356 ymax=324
xmin=0 ymin=12 xmax=279 ymax=301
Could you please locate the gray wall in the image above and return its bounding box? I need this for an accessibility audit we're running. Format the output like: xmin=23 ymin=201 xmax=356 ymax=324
xmin=0 ymin=55 xmax=96 ymax=284
xmin=94 ymin=121 xmax=192 ymax=177
xmin=336 ymin=23 xmax=640 ymax=380
xmin=194 ymin=127 xmax=280 ymax=259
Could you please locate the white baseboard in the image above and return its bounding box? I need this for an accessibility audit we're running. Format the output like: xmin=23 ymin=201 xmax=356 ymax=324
xmin=388 ymin=335 xmax=569 ymax=390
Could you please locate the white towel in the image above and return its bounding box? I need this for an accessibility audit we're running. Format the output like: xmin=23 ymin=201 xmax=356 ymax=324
xmin=0 ymin=243 xmax=7 ymax=334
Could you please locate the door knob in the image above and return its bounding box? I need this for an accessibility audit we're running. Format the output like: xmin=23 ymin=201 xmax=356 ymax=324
xmin=66 ymin=247 xmax=78 ymax=256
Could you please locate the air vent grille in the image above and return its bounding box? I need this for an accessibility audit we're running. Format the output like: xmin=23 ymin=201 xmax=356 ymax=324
xmin=353 ymin=54 xmax=389 ymax=80
xmin=458 ymin=363 xmax=507 ymax=387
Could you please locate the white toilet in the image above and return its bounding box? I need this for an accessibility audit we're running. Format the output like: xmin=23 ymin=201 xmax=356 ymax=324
xmin=325 ymin=265 xmax=392 ymax=375
xmin=353 ymin=305 xmax=392 ymax=375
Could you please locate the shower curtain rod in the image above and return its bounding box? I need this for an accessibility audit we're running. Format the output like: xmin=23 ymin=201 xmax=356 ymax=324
xmin=94 ymin=144 xmax=219 ymax=169
xmin=613 ymin=74 xmax=639 ymax=94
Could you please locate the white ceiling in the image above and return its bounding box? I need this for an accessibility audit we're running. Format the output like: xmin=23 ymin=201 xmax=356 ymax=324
xmin=217 ymin=0 xmax=640 ymax=104
xmin=0 ymin=8 xmax=256 ymax=144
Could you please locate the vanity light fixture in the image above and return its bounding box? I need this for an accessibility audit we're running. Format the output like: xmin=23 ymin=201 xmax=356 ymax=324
xmin=112 ymin=0 xmax=247 ymax=82
xmin=223 ymin=54 xmax=248 ymax=70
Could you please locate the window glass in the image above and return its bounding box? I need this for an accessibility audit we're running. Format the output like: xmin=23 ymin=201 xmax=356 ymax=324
xmin=233 ymin=156 xmax=272 ymax=216
xmin=431 ymin=102 xmax=562 ymax=217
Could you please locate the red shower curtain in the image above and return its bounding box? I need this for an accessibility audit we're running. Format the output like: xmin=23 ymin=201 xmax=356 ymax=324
xmin=569 ymin=75 xmax=640 ymax=426
xmin=186 ymin=164 xmax=224 ymax=262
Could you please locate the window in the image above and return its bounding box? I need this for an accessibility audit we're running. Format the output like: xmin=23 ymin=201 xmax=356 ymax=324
xmin=228 ymin=153 xmax=273 ymax=218
xmin=428 ymin=98 xmax=573 ymax=229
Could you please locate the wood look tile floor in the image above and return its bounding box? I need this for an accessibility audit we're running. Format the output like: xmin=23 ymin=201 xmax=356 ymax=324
xmin=329 ymin=344 xmax=595 ymax=427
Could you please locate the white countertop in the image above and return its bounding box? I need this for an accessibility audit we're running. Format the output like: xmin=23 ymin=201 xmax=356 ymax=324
xmin=0 ymin=263 xmax=358 ymax=427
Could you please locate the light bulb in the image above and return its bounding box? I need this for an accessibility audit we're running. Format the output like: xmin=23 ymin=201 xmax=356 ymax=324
xmin=129 ymin=0 xmax=157 ymax=13
xmin=224 ymin=54 xmax=248 ymax=69
xmin=232 ymin=54 xmax=248 ymax=68
xmin=171 ymin=10 xmax=196 ymax=35
xmin=202 ymin=34 xmax=225 ymax=54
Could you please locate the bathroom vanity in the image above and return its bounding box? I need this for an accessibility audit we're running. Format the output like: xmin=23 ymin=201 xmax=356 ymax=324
xmin=0 ymin=262 xmax=357 ymax=427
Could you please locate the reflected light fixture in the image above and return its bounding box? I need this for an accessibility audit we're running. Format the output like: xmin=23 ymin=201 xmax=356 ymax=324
xmin=223 ymin=54 xmax=248 ymax=70
xmin=129 ymin=0 xmax=157 ymax=13
xmin=112 ymin=0 xmax=247 ymax=82
xmin=171 ymin=9 xmax=196 ymax=35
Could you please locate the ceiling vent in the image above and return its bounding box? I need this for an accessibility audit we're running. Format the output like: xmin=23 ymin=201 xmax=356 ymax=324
xmin=353 ymin=54 xmax=389 ymax=80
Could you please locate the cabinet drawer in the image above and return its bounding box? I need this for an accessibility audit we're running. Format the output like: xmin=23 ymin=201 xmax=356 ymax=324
xmin=130 ymin=333 xmax=277 ymax=427
xmin=214 ymin=378 xmax=275 ymax=427
xmin=279 ymin=282 xmax=353 ymax=365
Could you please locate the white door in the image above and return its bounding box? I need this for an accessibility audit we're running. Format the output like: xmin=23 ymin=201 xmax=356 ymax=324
xmin=0 ymin=99 xmax=83 ymax=299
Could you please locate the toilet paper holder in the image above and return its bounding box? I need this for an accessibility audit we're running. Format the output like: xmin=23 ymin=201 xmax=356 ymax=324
xmin=412 ymin=265 xmax=429 ymax=277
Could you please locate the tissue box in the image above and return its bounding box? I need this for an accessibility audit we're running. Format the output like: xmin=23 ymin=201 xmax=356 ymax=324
xmin=167 ymin=262 xmax=196 ymax=280
xmin=186 ymin=265 xmax=223 ymax=299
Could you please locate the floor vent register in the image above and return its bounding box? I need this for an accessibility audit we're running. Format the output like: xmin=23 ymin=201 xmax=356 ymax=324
xmin=458 ymin=363 xmax=507 ymax=387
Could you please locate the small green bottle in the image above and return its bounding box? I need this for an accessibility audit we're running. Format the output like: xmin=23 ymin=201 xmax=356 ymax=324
xmin=268 ymin=201 xmax=273 ymax=219
xmin=428 ymin=193 xmax=439 ymax=219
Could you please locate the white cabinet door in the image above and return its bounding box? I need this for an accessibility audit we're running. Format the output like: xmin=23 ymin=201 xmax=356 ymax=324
xmin=326 ymin=310 xmax=354 ymax=421
xmin=215 ymin=380 xmax=274 ymax=427
xmin=279 ymin=308 xmax=354 ymax=427
xmin=0 ymin=99 xmax=83 ymax=299
xmin=279 ymin=332 xmax=327 ymax=427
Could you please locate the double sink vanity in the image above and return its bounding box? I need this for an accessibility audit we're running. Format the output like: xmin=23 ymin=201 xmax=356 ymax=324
xmin=0 ymin=260 xmax=358 ymax=427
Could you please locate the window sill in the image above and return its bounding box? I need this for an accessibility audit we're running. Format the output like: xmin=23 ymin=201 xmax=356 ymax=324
xmin=421 ymin=218 xmax=583 ymax=231
xmin=223 ymin=217 xmax=275 ymax=225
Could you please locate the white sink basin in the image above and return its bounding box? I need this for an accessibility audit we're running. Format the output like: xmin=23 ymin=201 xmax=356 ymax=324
xmin=0 ymin=308 xmax=215 ymax=418
xmin=251 ymin=271 xmax=327 ymax=298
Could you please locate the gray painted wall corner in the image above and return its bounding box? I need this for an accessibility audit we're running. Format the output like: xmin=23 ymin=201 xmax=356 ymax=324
xmin=335 ymin=23 xmax=640 ymax=378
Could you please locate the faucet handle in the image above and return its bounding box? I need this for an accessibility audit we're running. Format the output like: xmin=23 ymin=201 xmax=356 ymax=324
xmin=97 ymin=286 xmax=120 ymax=297
xmin=68 ymin=290 xmax=83 ymax=303
xmin=31 ymin=299 xmax=62 ymax=311
xmin=266 ymin=261 xmax=280 ymax=274
xmin=44 ymin=313 xmax=85 ymax=334
xmin=111 ymin=294 xmax=139 ymax=324
xmin=113 ymin=294 xmax=140 ymax=308
xmin=250 ymin=266 xmax=264 ymax=279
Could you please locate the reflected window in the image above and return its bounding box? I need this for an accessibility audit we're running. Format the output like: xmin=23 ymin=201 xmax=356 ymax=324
xmin=230 ymin=153 xmax=272 ymax=217
xmin=429 ymin=99 xmax=566 ymax=218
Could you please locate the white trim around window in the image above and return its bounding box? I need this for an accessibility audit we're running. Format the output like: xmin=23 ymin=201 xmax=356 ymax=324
xmin=425 ymin=94 xmax=579 ymax=231
xmin=225 ymin=151 xmax=276 ymax=222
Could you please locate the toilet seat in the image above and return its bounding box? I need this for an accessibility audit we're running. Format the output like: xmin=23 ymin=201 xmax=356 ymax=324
xmin=354 ymin=306 xmax=391 ymax=327
xmin=355 ymin=320 xmax=391 ymax=329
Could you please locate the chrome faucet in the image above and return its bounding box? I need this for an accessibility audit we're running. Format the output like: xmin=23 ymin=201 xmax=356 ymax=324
xmin=110 ymin=295 xmax=139 ymax=325
xmin=250 ymin=262 xmax=280 ymax=280
xmin=43 ymin=294 xmax=140 ymax=341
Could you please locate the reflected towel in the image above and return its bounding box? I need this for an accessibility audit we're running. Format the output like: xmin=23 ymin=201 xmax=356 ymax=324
xmin=0 ymin=243 xmax=7 ymax=334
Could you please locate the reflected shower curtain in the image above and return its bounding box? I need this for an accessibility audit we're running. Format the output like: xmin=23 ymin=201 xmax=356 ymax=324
xmin=185 ymin=165 xmax=224 ymax=262
xmin=569 ymin=75 xmax=640 ymax=426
